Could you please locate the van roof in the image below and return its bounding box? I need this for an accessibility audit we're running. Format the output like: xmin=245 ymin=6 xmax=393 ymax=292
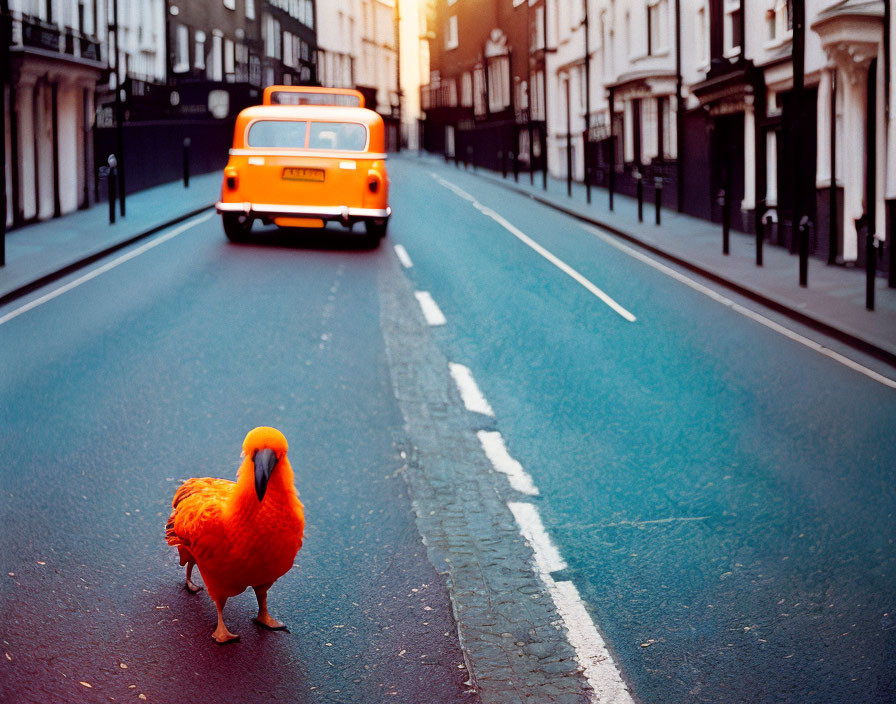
xmin=236 ymin=104 xmax=383 ymax=126
xmin=262 ymin=85 xmax=365 ymax=107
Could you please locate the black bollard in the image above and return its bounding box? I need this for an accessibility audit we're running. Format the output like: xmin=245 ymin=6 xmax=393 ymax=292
xmin=499 ymin=150 xmax=506 ymax=178
xmin=756 ymin=203 xmax=765 ymax=267
xmin=654 ymin=176 xmax=662 ymax=225
xmin=861 ymin=218 xmax=876 ymax=310
xmin=108 ymin=169 xmax=117 ymax=225
xmin=107 ymin=154 xmax=118 ymax=225
xmin=635 ymin=170 xmax=643 ymax=223
xmin=719 ymin=189 xmax=730 ymax=255
xmin=467 ymin=146 xmax=473 ymax=171
xmin=183 ymin=137 xmax=191 ymax=188
xmin=799 ymin=215 xmax=810 ymax=287
xmin=511 ymin=151 xmax=518 ymax=182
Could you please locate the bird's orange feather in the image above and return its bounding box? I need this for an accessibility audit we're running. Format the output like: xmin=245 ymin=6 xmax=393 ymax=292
xmin=165 ymin=428 xmax=305 ymax=604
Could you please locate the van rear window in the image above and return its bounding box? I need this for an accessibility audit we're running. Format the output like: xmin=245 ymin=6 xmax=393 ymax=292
xmin=308 ymin=122 xmax=367 ymax=151
xmin=247 ymin=121 xmax=307 ymax=149
xmin=246 ymin=121 xmax=368 ymax=151
xmin=269 ymin=91 xmax=362 ymax=107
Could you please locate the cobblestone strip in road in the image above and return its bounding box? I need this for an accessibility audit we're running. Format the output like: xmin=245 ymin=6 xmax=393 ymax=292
xmin=377 ymin=252 xmax=594 ymax=704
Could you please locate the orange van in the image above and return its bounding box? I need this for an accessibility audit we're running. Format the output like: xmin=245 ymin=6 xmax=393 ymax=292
xmin=262 ymin=85 xmax=365 ymax=108
xmin=216 ymin=104 xmax=390 ymax=243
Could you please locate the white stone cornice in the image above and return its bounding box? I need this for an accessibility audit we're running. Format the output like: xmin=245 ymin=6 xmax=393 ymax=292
xmin=812 ymin=0 xmax=884 ymax=83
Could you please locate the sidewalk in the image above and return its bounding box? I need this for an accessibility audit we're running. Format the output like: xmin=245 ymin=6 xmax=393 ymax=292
xmin=416 ymin=154 xmax=896 ymax=365
xmin=0 ymin=171 xmax=222 ymax=305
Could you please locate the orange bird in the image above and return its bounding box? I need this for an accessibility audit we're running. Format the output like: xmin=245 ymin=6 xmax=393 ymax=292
xmin=165 ymin=427 xmax=305 ymax=643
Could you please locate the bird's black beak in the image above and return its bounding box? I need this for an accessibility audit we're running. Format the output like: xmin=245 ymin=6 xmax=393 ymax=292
xmin=253 ymin=448 xmax=278 ymax=502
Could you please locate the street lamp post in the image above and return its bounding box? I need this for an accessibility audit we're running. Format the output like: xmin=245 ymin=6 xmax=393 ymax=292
xmin=1 ymin=0 xmax=9 ymax=266
xmin=793 ymin=0 xmax=807 ymax=286
xmin=112 ymin=0 xmax=126 ymax=217
xmin=565 ymin=76 xmax=572 ymax=197
xmin=542 ymin=0 xmax=549 ymax=190
xmin=583 ymin=0 xmax=591 ymax=204
xmin=608 ymin=85 xmax=615 ymax=211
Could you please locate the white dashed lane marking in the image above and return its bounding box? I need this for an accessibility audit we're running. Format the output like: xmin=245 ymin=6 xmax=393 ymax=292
xmin=448 ymin=362 xmax=495 ymax=416
xmin=394 ymin=244 xmax=414 ymax=268
xmin=508 ymin=501 xmax=636 ymax=704
xmin=477 ymin=430 xmax=539 ymax=496
xmin=414 ymin=290 xmax=447 ymax=326
xmin=431 ymin=172 xmax=637 ymax=323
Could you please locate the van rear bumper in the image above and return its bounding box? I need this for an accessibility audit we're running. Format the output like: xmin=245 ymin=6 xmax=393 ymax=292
xmin=216 ymin=201 xmax=390 ymax=222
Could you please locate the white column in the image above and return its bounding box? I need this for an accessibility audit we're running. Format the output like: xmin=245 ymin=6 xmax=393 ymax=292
xmin=766 ymin=130 xmax=778 ymax=207
xmin=888 ymin=7 xmax=896 ymax=208
xmin=842 ymin=72 xmax=866 ymax=262
xmin=743 ymin=98 xmax=755 ymax=211
xmin=875 ymin=42 xmax=886 ymax=239
xmin=17 ymin=78 xmax=37 ymax=221
xmin=816 ymin=67 xmax=831 ymax=187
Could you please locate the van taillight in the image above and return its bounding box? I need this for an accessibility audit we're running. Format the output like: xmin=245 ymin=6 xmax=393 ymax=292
xmin=367 ymin=177 xmax=379 ymax=193
xmin=224 ymin=168 xmax=239 ymax=190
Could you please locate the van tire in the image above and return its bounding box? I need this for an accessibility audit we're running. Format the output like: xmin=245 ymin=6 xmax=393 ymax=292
xmin=365 ymin=218 xmax=388 ymax=240
xmin=223 ymin=213 xmax=253 ymax=242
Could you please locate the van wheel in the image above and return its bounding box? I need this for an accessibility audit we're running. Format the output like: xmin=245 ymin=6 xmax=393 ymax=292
xmin=223 ymin=213 xmax=253 ymax=242
xmin=365 ymin=218 xmax=388 ymax=240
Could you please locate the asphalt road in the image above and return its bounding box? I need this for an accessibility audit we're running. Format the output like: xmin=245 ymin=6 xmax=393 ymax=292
xmin=2 ymin=155 xmax=895 ymax=704
xmin=388 ymin=157 xmax=896 ymax=703
xmin=0 ymin=217 xmax=476 ymax=703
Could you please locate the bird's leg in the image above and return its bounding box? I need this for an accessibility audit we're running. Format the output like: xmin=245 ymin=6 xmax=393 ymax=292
xmin=184 ymin=562 xmax=202 ymax=594
xmin=253 ymin=583 xmax=288 ymax=631
xmin=211 ymin=597 xmax=240 ymax=644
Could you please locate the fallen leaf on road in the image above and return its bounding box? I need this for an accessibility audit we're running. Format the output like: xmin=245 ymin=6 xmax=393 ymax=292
xmin=640 ymin=639 xmax=657 ymax=648
xmin=79 ymin=681 xmax=92 ymax=688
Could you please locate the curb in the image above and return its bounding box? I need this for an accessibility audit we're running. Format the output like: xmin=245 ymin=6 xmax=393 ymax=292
xmin=0 ymin=203 xmax=216 ymax=309
xmin=473 ymin=170 xmax=896 ymax=370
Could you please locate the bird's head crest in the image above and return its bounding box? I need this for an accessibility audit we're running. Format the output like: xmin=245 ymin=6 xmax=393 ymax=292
xmin=243 ymin=426 xmax=288 ymax=456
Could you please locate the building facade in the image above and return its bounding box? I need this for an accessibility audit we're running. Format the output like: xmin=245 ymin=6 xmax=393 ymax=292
xmin=5 ymin=0 xmax=105 ymax=227
xmin=422 ymin=0 xmax=894 ymax=277
xmin=423 ymin=0 xmax=541 ymax=173
xmin=3 ymin=0 xmax=322 ymax=229
xmin=317 ymin=0 xmax=400 ymax=147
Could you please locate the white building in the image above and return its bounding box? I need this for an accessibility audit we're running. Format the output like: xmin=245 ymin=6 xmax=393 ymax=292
xmin=5 ymin=0 xmax=105 ymax=227
xmin=4 ymin=0 xmax=167 ymax=228
xmin=317 ymin=0 xmax=399 ymax=118
xmin=542 ymin=0 xmax=893 ymax=270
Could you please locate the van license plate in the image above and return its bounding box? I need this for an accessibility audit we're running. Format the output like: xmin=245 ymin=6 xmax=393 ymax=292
xmin=283 ymin=167 xmax=324 ymax=182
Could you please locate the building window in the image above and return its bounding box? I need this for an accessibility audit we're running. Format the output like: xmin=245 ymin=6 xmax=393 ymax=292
xmin=473 ymin=65 xmax=486 ymax=116
xmin=194 ymin=30 xmax=206 ymax=70
xmin=210 ymin=32 xmax=224 ymax=81
xmin=445 ymin=15 xmax=458 ymax=50
xmin=446 ymin=78 xmax=458 ymax=107
xmin=766 ymin=0 xmax=793 ymax=43
xmin=647 ymin=0 xmax=668 ymax=55
xmin=246 ymin=0 xmax=256 ymax=20
xmin=173 ymin=24 xmax=189 ymax=73
xmin=265 ymin=15 xmax=281 ymax=59
xmin=461 ymin=72 xmax=472 ymax=107
xmin=696 ymin=4 xmax=708 ymax=66
xmin=487 ymin=56 xmax=511 ymax=113
xmin=224 ymin=38 xmax=235 ymax=79
xmin=223 ymin=0 xmax=235 ymax=10
xmin=724 ymin=0 xmax=742 ymax=56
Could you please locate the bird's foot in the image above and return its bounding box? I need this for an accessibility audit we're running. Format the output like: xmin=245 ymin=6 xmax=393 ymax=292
xmin=254 ymin=613 xmax=289 ymax=632
xmin=212 ymin=625 xmax=240 ymax=644
xmin=185 ymin=579 xmax=203 ymax=594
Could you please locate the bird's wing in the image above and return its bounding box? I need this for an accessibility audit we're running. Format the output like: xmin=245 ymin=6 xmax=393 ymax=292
xmin=165 ymin=478 xmax=234 ymax=552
